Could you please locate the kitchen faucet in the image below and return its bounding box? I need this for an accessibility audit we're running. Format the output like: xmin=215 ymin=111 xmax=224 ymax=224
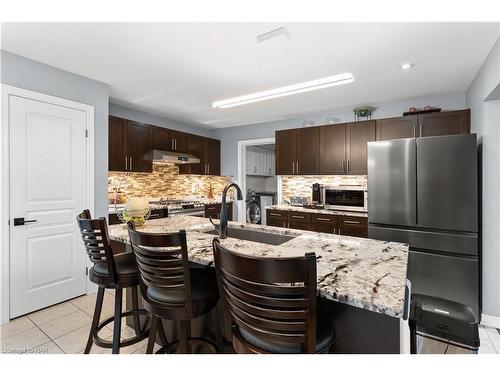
xmin=210 ymin=182 xmax=243 ymax=239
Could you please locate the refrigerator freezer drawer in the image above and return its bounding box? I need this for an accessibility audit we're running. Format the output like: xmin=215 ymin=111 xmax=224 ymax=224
xmin=368 ymin=226 xmax=478 ymax=256
xmin=408 ymin=250 xmax=479 ymax=319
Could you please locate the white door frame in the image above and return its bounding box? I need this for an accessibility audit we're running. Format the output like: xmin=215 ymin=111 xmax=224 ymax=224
xmin=1 ymin=84 xmax=95 ymax=324
xmin=236 ymin=137 xmax=275 ymax=222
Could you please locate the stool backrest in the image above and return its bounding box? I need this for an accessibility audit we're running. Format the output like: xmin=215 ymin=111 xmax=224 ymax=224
xmin=127 ymin=223 xmax=193 ymax=316
xmin=212 ymin=238 xmax=318 ymax=353
xmin=76 ymin=210 xmax=118 ymax=283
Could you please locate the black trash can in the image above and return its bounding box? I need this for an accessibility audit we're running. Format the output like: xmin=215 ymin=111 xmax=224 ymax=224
xmin=409 ymin=294 xmax=480 ymax=354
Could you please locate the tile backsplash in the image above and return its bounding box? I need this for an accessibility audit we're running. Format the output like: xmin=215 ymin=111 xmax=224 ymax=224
xmin=280 ymin=175 xmax=367 ymax=203
xmin=108 ymin=163 xmax=232 ymax=200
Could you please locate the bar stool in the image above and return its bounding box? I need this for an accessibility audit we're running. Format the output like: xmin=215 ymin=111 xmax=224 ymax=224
xmin=127 ymin=223 xmax=220 ymax=354
xmin=76 ymin=210 xmax=150 ymax=354
xmin=212 ymin=238 xmax=335 ymax=354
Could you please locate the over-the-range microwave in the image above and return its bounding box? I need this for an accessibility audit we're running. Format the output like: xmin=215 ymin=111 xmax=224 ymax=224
xmin=322 ymin=185 xmax=368 ymax=212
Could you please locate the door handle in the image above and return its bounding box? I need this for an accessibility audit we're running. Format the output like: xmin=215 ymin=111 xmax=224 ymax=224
xmin=13 ymin=218 xmax=37 ymax=226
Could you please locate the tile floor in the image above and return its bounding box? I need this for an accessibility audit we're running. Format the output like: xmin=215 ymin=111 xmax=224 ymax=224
xmin=1 ymin=291 xmax=499 ymax=354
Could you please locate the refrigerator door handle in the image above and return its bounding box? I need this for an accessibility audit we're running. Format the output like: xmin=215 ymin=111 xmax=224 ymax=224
xmin=403 ymin=279 xmax=412 ymax=320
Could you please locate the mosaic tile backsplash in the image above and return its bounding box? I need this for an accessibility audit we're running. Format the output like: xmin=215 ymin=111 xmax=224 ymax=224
xmin=280 ymin=175 xmax=367 ymax=203
xmin=108 ymin=163 xmax=232 ymax=200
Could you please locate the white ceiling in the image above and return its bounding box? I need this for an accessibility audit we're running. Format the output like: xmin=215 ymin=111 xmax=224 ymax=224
xmin=2 ymin=23 xmax=499 ymax=129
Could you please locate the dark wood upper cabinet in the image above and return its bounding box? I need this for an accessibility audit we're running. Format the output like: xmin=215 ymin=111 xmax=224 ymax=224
xmin=376 ymin=117 xmax=417 ymax=141
xmin=375 ymin=110 xmax=470 ymax=141
xmin=108 ymin=116 xmax=127 ymax=171
xmin=275 ymin=129 xmax=297 ymax=175
xmin=108 ymin=116 xmax=152 ymax=173
xmin=126 ymin=121 xmax=152 ymax=172
xmin=152 ymin=126 xmax=189 ymax=153
xmin=418 ymin=109 xmax=470 ymax=137
xmin=346 ymin=120 xmax=376 ymax=175
xmin=205 ymin=138 xmax=221 ymax=175
xmin=179 ymin=134 xmax=221 ymax=176
xmin=109 ymin=116 xmax=220 ymax=175
xmin=319 ymin=124 xmax=346 ymax=175
xmin=297 ymin=127 xmax=319 ymax=175
xmin=172 ymin=131 xmax=188 ymax=153
xmin=152 ymin=126 xmax=173 ymax=151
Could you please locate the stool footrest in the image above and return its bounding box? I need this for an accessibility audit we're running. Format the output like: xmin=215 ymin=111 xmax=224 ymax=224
xmin=93 ymin=309 xmax=150 ymax=349
xmin=156 ymin=337 xmax=218 ymax=354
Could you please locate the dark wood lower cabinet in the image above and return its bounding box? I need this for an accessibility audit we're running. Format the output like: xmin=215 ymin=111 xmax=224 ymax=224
xmin=338 ymin=216 xmax=368 ymax=238
xmin=266 ymin=209 xmax=367 ymax=238
xmin=204 ymin=203 xmax=233 ymax=221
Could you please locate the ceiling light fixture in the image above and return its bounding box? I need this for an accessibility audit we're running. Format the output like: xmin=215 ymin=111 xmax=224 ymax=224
xmin=212 ymin=73 xmax=354 ymax=109
xmin=399 ymin=62 xmax=415 ymax=70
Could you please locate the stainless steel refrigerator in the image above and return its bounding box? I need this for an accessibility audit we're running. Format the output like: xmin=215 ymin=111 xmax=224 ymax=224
xmin=367 ymin=134 xmax=480 ymax=319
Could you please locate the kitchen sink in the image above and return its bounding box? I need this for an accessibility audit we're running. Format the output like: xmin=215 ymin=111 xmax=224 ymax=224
xmin=204 ymin=227 xmax=295 ymax=245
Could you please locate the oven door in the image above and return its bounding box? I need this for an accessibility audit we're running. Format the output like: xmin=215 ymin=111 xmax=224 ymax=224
xmin=323 ymin=188 xmax=367 ymax=212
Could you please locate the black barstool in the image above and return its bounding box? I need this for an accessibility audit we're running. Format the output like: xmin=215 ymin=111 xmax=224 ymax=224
xmin=127 ymin=223 xmax=220 ymax=354
xmin=76 ymin=210 xmax=150 ymax=354
xmin=213 ymin=238 xmax=335 ymax=354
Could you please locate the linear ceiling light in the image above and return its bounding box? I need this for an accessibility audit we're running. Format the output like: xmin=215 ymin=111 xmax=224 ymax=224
xmin=212 ymin=73 xmax=354 ymax=109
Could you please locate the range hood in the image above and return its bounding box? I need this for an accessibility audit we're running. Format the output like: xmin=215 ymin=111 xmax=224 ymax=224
xmin=152 ymin=149 xmax=200 ymax=164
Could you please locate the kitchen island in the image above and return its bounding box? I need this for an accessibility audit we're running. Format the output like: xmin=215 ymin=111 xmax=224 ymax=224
xmin=108 ymin=216 xmax=409 ymax=353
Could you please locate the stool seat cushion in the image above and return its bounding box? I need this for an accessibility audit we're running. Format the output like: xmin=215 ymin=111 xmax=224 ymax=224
xmin=92 ymin=252 xmax=138 ymax=277
xmin=147 ymin=268 xmax=218 ymax=305
xmin=238 ymin=303 xmax=335 ymax=353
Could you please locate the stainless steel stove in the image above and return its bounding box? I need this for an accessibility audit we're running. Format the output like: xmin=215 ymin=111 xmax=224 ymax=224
xmin=148 ymin=198 xmax=205 ymax=217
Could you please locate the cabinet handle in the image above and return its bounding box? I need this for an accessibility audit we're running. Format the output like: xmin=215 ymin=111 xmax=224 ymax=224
xmin=125 ymin=157 xmax=128 ymax=170
xmin=343 ymin=160 xmax=346 ymax=173
xmin=419 ymin=124 xmax=422 ymax=137
xmin=316 ymin=218 xmax=331 ymax=222
xmin=130 ymin=157 xmax=133 ymax=170
xmin=208 ymin=164 xmax=210 ymax=174
xmin=292 ymin=162 xmax=295 ymax=174
xmin=269 ymin=213 xmax=281 ymax=217
xmin=296 ymin=161 xmax=299 ymax=174
xmin=347 ymin=160 xmax=350 ymax=174
xmin=413 ymin=124 xmax=416 ymax=138
xmin=291 ymin=215 xmax=304 ymax=219
xmin=343 ymin=220 xmax=360 ymax=224
xmin=174 ymin=138 xmax=176 ymax=150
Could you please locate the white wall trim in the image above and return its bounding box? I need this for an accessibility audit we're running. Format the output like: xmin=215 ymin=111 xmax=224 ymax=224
xmin=481 ymin=314 xmax=500 ymax=329
xmin=0 ymin=84 xmax=95 ymax=324
xmin=236 ymin=137 xmax=275 ymax=222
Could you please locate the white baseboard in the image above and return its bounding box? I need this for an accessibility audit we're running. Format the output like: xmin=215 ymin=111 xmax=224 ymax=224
xmin=481 ymin=314 xmax=500 ymax=329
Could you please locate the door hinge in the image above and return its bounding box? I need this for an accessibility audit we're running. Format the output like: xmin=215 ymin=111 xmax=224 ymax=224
xmin=85 ymin=129 xmax=88 ymax=138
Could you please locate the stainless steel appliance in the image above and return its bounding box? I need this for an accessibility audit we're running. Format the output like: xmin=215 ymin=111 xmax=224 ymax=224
xmin=312 ymin=183 xmax=322 ymax=204
xmin=149 ymin=198 xmax=205 ymax=217
xmin=322 ymin=185 xmax=367 ymax=212
xmin=246 ymin=192 xmax=275 ymax=225
xmin=289 ymin=196 xmax=307 ymax=207
xmin=367 ymin=134 xmax=480 ymax=318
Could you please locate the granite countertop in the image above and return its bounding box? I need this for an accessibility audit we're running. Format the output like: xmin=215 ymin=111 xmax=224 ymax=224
xmin=267 ymin=204 xmax=368 ymax=218
xmin=108 ymin=217 xmax=408 ymax=318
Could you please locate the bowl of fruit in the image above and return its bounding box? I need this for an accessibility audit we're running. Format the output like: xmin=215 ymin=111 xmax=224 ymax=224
xmin=121 ymin=198 xmax=150 ymax=227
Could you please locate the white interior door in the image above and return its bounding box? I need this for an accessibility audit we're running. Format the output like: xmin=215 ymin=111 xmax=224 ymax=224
xmin=9 ymin=95 xmax=88 ymax=318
